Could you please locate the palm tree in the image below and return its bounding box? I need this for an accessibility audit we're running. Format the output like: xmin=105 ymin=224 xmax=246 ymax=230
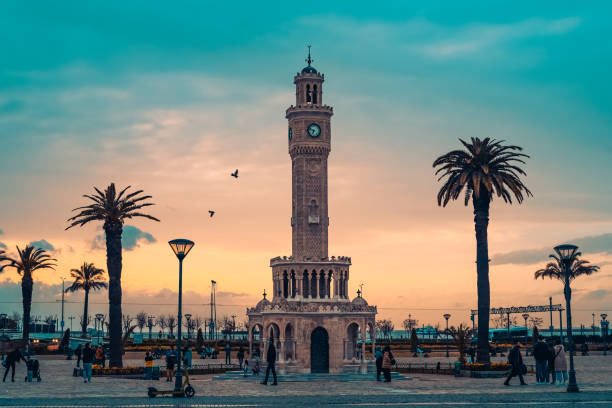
xmin=0 ymin=249 xmax=10 ymax=272
xmin=66 ymin=183 xmax=159 ymax=367
xmin=3 ymin=245 xmax=56 ymax=340
xmin=433 ymin=137 xmax=532 ymax=364
xmin=446 ymin=323 xmax=473 ymax=363
xmin=65 ymin=262 xmax=108 ymax=338
xmin=534 ymin=251 xmax=600 ymax=282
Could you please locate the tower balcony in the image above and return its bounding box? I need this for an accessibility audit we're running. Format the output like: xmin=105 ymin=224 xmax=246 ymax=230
xmin=285 ymin=105 xmax=333 ymax=119
xmin=270 ymin=255 xmax=351 ymax=267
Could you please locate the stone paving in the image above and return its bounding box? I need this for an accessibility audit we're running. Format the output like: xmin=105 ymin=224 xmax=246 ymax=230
xmin=0 ymin=354 xmax=610 ymax=407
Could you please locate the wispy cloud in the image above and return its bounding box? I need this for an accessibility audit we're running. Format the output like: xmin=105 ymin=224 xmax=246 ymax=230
xmin=92 ymin=225 xmax=156 ymax=251
xmin=29 ymin=239 xmax=55 ymax=252
xmin=492 ymin=233 xmax=612 ymax=265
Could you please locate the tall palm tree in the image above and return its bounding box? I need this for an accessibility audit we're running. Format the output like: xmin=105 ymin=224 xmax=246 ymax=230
xmin=433 ymin=137 xmax=532 ymax=364
xmin=66 ymin=183 xmax=159 ymax=367
xmin=0 ymin=249 xmax=10 ymax=272
xmin=4 ymin=245 xmax=56 ymax=340
xmin=534 ymin=251 xmax=599 ymax=282
xmin=65 ymin=262 xmax=108 ymax=338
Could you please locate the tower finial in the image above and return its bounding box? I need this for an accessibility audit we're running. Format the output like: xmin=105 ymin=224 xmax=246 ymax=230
xmin=306 ymin=45 xmax=313 ymax=66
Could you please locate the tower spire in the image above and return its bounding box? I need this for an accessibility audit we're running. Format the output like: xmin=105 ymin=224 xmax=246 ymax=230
xmin=305 ymin=45 xmax=313 ymax=66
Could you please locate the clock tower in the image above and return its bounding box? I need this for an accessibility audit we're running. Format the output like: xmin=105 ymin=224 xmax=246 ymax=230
xmin=247 ymin=49 xmax=377 ymax=375
xmin=286 ymin=49 xmax=333 ymax=260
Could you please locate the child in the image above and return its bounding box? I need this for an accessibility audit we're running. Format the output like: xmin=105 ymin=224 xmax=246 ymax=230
xmin=25 ymin=357 xmax=34 ymax=382
xmin=252 ymin=359 xmax=260 ymax=376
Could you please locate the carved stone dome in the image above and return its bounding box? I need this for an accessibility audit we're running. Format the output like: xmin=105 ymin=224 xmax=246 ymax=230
xmin=351 ymin=296 xmax=368 ymax=306
xmin=255 ymin=297 xmax=271 ymax=310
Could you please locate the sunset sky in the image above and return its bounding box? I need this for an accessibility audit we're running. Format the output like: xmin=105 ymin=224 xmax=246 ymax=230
xmin=1 ymin=1 xmax=611 ymax=330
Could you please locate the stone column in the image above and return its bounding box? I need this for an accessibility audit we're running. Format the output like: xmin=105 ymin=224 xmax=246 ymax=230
xmin=249 ymin=329 xmax=253 ymax=357
xmin=333 ymin=271 xmax=339 ymax=299
xmin=321 ymin=271 xmax=327 ymax=298
xmin=360 ymin=324 xmax=367 ymax=374
xmin=344 ymin=275 xmax=348 ymax=299
xmin=297 ymin=277 xmax=302 ymax=300
xmin=311 ymin=271 xmax=317 ymax=299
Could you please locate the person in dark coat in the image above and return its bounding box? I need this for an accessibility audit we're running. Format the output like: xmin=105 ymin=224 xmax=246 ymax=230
xmin=261 ymin=340 xmax=277 ymax=385
xmin=3 ymin=348 xmax=26 ymax=382
xmin=374 ymin=346 xmax=383 ymax=381
xmin=75 ymin=344 xmax=82 ymax=368
xmin=504 ymin=344 xmax=526 ymax=386
xmin=81 ymin=343 xmax=95 ymax=383
xmin=237 ymin=346 xmax=245 ymax=369
xmin=224 ymin=343 xmax=232 ymax=365
xmin=547 ymin=341 xmax=556 ymax=384
xmin=533 ymin=335 xmax=549 ymax=384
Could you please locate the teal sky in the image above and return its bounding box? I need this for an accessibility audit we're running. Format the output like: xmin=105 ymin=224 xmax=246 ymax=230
xmin=1 ymin=1 xmax=611 ymax=326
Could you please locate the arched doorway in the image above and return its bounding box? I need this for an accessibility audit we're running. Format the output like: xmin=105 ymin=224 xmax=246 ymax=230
xmin=310 ymin=327 xmax=329 ymax=373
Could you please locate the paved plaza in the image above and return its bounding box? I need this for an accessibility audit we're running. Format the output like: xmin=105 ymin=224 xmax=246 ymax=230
xmin=0 ymin=354 xmax=611 ymax=407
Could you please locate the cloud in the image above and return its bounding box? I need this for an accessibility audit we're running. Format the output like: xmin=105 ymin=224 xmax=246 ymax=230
xmin=92 ymin=225 xmax=156 ymax=251
xmin=581 ymin=289 xmax=609 ymax=301
xmin=29 ymin=239 xmax=55 ymax=252
xmin=492 ymin=233 xmax=612 ymax=265
xmin=421 ymin=17 xmax=582 ymax=58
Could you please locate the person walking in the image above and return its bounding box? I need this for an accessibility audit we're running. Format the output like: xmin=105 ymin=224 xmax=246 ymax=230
xmin=503 ymin=344 xmax=527 ymax=386
xmin=547 ymin=341 xmax=556 ymax=384
xmin=184 ymin=346 xmax=192 ymax=369
xmin=381 ymin=346 xmax=394 ymax=382
xmin=533 ymin=335 xmax=549 ymax=384
xmin=2 ymin=347 xmax=25 ymax=382
xmin=82 ymin=343 xmax=94 ymax=383
xmin=144 ymin=351 xmax=154 ymax=380
xmin=374 ymin=345 xmax=383 ymax=381
xmin=553 ymin=340 xmax=568 ymax=385
xmin=225 ymin=343 xmax=232 ymax=365
xmin=261 ymin=340 xmax=277 ymax=385
xmin=165 ymin=347 xmax=176 ymax=382
xmin=75 ymin=344 xmax=82 ymax=368
xmin=237 ymin=346 xmax=245 ymax=369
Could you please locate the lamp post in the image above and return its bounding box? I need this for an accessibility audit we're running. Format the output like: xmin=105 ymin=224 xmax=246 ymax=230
xmin=148 ymin=315 xmax=155 ymax=340
xmin=522 ymin=313 xmax=530 ymax=344
xmin=443 ymin=314 xmax=451 ymax=358
xmin=592 ymin=313 xmax=596 ymax=337
xmin=601 ymin=314 xmax=608 ymax=356
xmin=95 ymin=313 xmax=104 ymax=345
xmin=185 ymin=314 xmax=192 ymax=340
xmin=169 ymin=238 xmax=194 ymax=393
xmin=554 ymin=244 xmax=579 ymax=393
xmin=559 ymin=308 xmax=564 ymax=342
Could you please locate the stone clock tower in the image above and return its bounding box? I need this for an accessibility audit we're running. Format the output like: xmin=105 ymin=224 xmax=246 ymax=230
xmin=247 ymin=50 xmax=377 ymax=374
xmin=286 ymin=51 xmax=332 ymax=260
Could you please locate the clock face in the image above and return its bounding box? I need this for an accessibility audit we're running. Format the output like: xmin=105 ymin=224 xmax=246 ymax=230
xmin=307 ymin=123 xmax=321 ymax=138
xmin=288 ymin=127 xmax=292 ymax=141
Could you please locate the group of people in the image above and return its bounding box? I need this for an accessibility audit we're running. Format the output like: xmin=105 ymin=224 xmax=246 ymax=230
xmin=533 ymin=336 xmax=568 ymax=385
xmin=73 ymin=343 xmax=103 ymax=383
xmin=505 ymin=336 xmax=569 ymax=386
xmin=2 ymin=346 xmax=41 ymax=383
xmin=375 ymin=345 xmax=395 ymax=382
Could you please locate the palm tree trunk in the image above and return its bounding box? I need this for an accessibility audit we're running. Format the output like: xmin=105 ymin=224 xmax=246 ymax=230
xmin=105 ymin=222 xmax=123 ymax=367
xmin=81 ymin=288 xmax=89 ymax=338
xmin=473 ymin=193 xmax=491 ymax=365
xmin=21 ymin=273 xmax=33 ymax=341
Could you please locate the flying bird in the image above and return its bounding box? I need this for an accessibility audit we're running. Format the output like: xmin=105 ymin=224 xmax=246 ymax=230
xmin=209 ymin=210 xmax=215 ymax=218
xmin=231 ymin=169 xmax=239 ymax=178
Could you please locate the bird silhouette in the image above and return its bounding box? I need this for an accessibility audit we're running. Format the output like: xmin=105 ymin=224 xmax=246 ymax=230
xmin=209 ymin=210 xmax=215 ymax=218
xmin=231 ymin=169 xmax=239 ymax=178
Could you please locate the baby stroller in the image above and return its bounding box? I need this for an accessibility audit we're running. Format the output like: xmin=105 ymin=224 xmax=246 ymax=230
xmin=25 ymin=358 xmax=41 ymax=382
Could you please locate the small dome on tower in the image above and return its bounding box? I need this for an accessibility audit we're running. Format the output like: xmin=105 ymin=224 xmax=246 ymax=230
xmin=256 ymin=297 xmax=270 ymax=310
xmin=301 ymin=65 xmax=318 ymax=74
xmin=351 ymin=296 xmax=368 ymax=306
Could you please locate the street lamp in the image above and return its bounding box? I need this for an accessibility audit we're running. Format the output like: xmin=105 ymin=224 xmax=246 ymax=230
xmin=95 ymin=314 xmax=104 ymax=345
xmin=522 ymin=313 xmax=530 ymax=345
xmin=592 ymin=313 xmax=596 ymax=337
xmin=169 ymin=238 xmax=194 ymax=393
xmin=601 ymin=314 xmax=608 ymax=356
xmin=185 ymin=314 xmax=192 ymax=340
xmin=443 ymin=314 xmax=451 ymax=358
xmin=553 ymin=244 xmax=579 ymax=393
xmin=148 ymin=315 xmax=155 ymax=340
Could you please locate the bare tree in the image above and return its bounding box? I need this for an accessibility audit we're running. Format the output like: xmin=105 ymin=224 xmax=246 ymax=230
xmin=122 ymin=314 xmax=134 ymax=334
xmin=376 ymin=319 xmax=394 ymax=340
xmin=156 ymin=315 xmax=167 ymax=336
xmin=529 ymin=317 xmax=544 ymax=329
xmin=193 ymin=315 xmax=204 ymax=331
xmin=167 ymin=314 xmax=176 ymax=338
xmin=221 ymin=315 xmax=236 ymax=339
xmin=136 ymin=312 xmax=147 ymax=334
xmin=403 ymin=317 xmax=418 ymax=337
